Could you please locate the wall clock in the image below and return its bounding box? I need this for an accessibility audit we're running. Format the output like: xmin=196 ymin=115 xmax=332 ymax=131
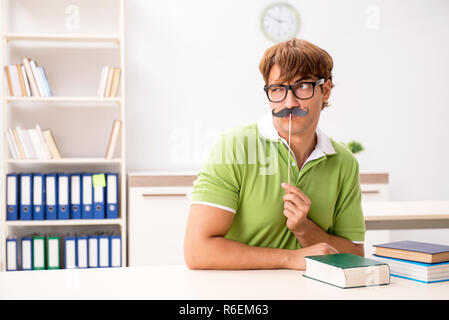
xmin=261 ymin=2 xmax=300 ymax=43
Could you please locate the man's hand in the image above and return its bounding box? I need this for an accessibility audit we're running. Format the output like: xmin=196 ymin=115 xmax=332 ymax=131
xmin=281 ymin=183 xmax=311 ymax=234
xmin=287 ymin=242 xmax=339 ymax=270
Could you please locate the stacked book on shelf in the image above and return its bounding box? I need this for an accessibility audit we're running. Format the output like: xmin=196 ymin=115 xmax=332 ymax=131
xmin=6 ymin=172 xmax=119 ymax=221
xmin=98 ymin=66 xmax=121 ymax=98
xmin=7 ymin=125 xmax=61 ymax=160
xmin=373 ymin=240 xmax=449 ymax=283
xmin=6 ymin=233 xmax=122 ymax=271
xmin=4 ymin=58 xmax=52 ymax=97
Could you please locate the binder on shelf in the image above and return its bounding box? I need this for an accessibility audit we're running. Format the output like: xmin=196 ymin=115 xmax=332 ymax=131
xmin=93 ymin=174 xmax=106 ymax=219
xmin=20 ymin=173 xmax=33 ymax=220
xmin=32 ymin=174 xmax=45 ymax=220
xmin=57 ymin=174 xmax=70 ymax=220
xmin=70 ymin=174 xmax=82 ymax=219
xmin=32 ymin=236 xmax=46 ymax=270
xmin=6 ymin=173 xmax=19 ymax=220
xmin=45 ymin=174 xmax=58 ymax=220
xmin=99 ymin=235 xmax=110 ymax=268
xmin=77 ymin=236 xmax=89 ymax=269
xmin=21 ymin=237 xmax=33 ymax=271
xmin=6 ymin=238 xmax=18 ymax=271
xmin=88 ymin=236 xmax=99 ymax=268
xmin=81 ymin=174 xmax=93 ymax=219
xmin=110 ymin=235 xmax=122 ymax=268
xmin=64 ymin=237 xmax=77 ymax=269
xmin=47 ymin=236 xmax=60 ymax=269
xmin=106 ymin=173 xmax=119 ymax=219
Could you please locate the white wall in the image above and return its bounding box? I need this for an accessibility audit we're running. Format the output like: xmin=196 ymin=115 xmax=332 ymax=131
xmin=124 ymin=0 xmax=449 ymax=201
xmin=2 ymin=0 xmax=449 ymax=201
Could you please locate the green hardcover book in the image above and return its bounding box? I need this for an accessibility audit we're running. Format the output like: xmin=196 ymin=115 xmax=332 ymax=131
xmin=46 ymin=236 xmax=61 ymax=270
xmin=304 ymin=253 xmax=391 ymax=289
xmin=32 ymin=236 xmax=46 ymax=270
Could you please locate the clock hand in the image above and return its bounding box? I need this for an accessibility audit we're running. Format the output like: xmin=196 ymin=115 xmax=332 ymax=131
xmin=267 ymin=14 xmax=284 ymax=23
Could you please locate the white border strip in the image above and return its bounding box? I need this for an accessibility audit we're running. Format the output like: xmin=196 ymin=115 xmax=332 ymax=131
xmin=191 ymin=201 xmax=236 ymax=214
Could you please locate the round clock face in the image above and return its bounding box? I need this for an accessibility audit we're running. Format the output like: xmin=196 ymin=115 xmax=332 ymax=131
xmin=261 ymin=3 xmax=300 ymax=42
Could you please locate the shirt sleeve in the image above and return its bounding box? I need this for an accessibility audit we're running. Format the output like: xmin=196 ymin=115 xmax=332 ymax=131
xmin=331 ymin=157 xmax=366 ymax=243
xmin=190 ymin=133 xmax=242 ymax=214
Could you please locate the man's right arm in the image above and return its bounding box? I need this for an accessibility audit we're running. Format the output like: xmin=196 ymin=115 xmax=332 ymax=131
xmin=183 ymin=204 xmax=338 ymax=270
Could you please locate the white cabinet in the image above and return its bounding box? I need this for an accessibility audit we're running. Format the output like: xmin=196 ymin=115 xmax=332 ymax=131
xmin=128 ymin=174 xmax=196 ymax=266
xmin=360 ymin=172 xmax=389 ymax=201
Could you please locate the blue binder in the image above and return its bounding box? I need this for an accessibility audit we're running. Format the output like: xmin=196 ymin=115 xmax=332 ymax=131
xmin=21 ymin=237 xmax=33 ymax=271
xmin=6 ymin=238 xmax=18 ymax=271
xmin=45 ymin=174 xmax=58 ymax=220
xmin=110 ymin=235 xmax=122 ymax=268
xmin=106 ymin=173 xmax=119 ymax=219
xmin=76 ymin=236 xmax=89 ymax=268
xmin=64 ymin=237 xmax=77 ymax=269
xmin=81 ymin=174 xmax=93 ymax=219
xmin=70 ymin=174 xmax=82 ymax=219
xmin=93 ymin=174 xmax=106 ymax=219
xmin=88 ymin=235 xmax=99 ymax=268
xmin=98 ymin=235 xmax=110 ymax=268
xmin=32 ymin=174 xmax=45 ymax=220
xmin=6 ymin=173 xmax=19 ymax=221
xmin=20 ymin=174 xmax=33 ymax=220
xmin=57 ymin=173 xmax=70 ymax=220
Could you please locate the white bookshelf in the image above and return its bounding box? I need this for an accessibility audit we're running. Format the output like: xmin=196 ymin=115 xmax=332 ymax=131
xmin=0 ymin=0 xmax=127 ymax=271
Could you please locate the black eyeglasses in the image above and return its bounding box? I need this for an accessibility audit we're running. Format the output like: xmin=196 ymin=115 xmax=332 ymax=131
xmin=264 ymin=78 xmax=325 ymax=103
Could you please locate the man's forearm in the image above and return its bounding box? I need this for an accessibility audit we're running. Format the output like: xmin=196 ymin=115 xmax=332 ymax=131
xmin=293 ymin=219 xmax=364 ymax=256
xmin=185 ymin=236 xmax=293 ymax=270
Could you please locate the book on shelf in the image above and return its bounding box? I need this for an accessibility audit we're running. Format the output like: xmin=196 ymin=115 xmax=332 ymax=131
xmin=373 ymin=255 xmax=449 ymax=283
xmin=98 ymin=66 xmax=121 ymax=98
xmin=304 ymin=253 xmax=390 ymax=289
xmin=4 ymin=58 xmax=52 ymax=97
xmin=6 ymin=125 xmax=61 ymax=160
xmin=373 ymin=240 xmax=449 ymax=264
xmin=105 ymin=120 xmax=121 ymax=160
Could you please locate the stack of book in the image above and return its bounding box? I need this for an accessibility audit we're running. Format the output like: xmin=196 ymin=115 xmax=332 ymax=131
xmin=6 ymin=125 xmax=61 ymax=160
xmin=4 ymin=58 xmax=52 ymax=97
xmin=373 ymin=240 xmax=449 ymax=283
xmin=97 ymin=66 xmax=121 ymax=98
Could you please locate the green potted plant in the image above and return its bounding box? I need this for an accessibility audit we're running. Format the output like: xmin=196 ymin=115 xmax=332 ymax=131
xmin=343 ymin=140 xmax=365 ymax=155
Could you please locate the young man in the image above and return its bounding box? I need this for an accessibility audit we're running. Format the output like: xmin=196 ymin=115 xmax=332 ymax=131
xmin=184 ymin=38 xmax=365 ymax=270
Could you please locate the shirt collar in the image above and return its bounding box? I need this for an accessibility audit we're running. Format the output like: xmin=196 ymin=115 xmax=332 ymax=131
xmin=256 ymin=110 xmax=336 ymax=156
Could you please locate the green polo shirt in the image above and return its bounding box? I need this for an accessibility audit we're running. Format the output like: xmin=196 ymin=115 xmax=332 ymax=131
xmin=191 ymin=111 xmax=365 ymax=250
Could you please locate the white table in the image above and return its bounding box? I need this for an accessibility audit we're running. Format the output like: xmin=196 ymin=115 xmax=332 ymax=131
xmin=1 ymin=265 xmax=448 ymax=300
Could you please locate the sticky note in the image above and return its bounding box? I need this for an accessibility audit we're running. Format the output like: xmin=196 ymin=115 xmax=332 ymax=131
xmin=92 ymin=174 xmax=106 ymax=188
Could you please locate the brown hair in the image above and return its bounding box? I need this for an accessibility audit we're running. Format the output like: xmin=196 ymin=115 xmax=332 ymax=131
xmin=259 ymin=38 xmax=334 ymax=109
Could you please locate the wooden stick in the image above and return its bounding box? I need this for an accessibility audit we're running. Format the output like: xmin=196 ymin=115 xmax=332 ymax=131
xmin=288 ymin=114 xmax=292 ymax=186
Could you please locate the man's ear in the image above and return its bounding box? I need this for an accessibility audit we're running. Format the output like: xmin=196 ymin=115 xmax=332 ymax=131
xmin=322 ymin=79 xmax=332 ymax=102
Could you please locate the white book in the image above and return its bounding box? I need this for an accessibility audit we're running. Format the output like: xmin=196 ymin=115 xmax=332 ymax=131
xmin=40 ymin=66 xmax=52 ymax=96
xmin=35 ymin=124 xmax=52 ymax=159
xmin=97 ymin=66 xmax=108 ymax=97
xmin=88 ymin=237 xmax=99 ymax=268
xmin=8 ymin=65 xmax=22 ymax=96
xmin=29 ymin=60 xmax=46 ymax=97
xmin=6 ymin=239 xmax=18 ymax=271
xmin=33 ymin=238 xmax=45 ymax=270
xmin=21 ymin=65 xmax=31 ymax=96
xmin=6 ymin=129 xmax=19 ymax=160
xmin=77 ymin=237 xmax=88 ymax=268
xmin=16 ymin=126 xmax=31 ymax=159
xmin=27 ymin=129 xmax=43 ymax=159
xmin=99 ymin=236 xmax=110 ymax=267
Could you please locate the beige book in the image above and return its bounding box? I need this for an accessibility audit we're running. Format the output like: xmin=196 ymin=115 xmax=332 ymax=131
xmin=108 ymin=68 xmax=121 ymax=97
xmin=16 ymin=64 xmax=28 ymax=96
xmin=104 ymin=66 xmax=114 ymax=97
xmin=105 ymin=120 xmax=121 ymax=160
xmin=4 ymin=66 xmax=14 ymax=96
xmin=12 ymin=128 xmax=26 ymax=159
xmin=42 ymin=129 xmax=62 ymax=159
xmin=22 ymin=58 xmax=40 ymax=97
